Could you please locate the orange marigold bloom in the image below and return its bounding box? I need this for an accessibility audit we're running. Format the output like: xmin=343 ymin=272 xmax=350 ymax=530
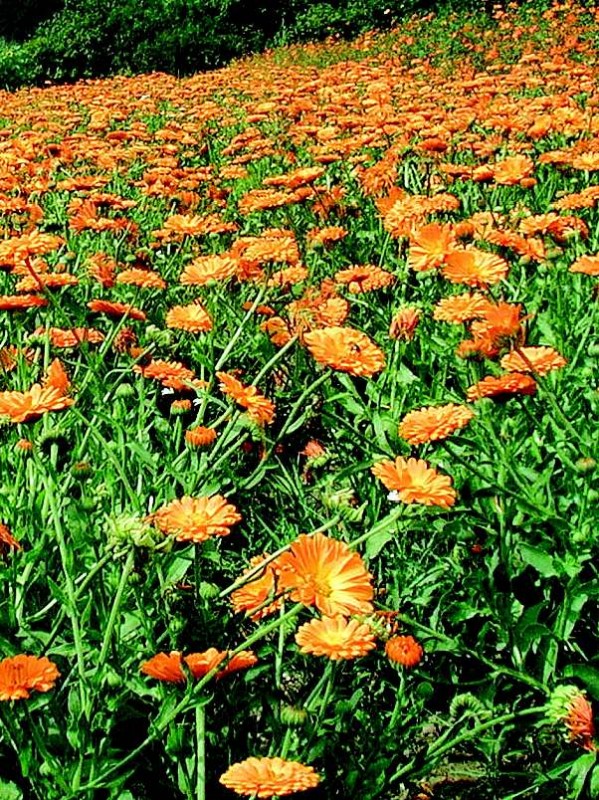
xmin=140 ymin=651 xmax=186 ymax=683
xmin=0 ymin=294 xmax=48 ymax=311
xmin=303 ymin=326 xmax=385 ymax=378
xmin=0 ymin=379 xmax=73 ymax=423
xmin=442 ymin=249 xmax=509 ymax=288
xmin=466 ymin=373 xmax=537 ymax=401
xmin=220 ymin=756 xmax=320 ymax=797
xmin=500 ymin=346 xmax=567 ymax=376
xmin=276 ymin=533 xmax=374 ymax=616
xmin=88 ymin=299 xmax=146 ymax=321
xmin=185 ymin=426 xmax=218 ymax=448
xmin=150 ymin=495 xmax=241 ymax=543
xmin=0 ymin=522 xmax=21 ymax=554
xmin=0 ymin=654 xmax=60 ymax=700
xmin=295 ymin=616 xmax=376 ymax=661
xmin=491 ymin=155 xmax=535 ymax=185
xmin=398 ymin=403 xmax=474 ymax=445
xmin=389 ymin=306 xmax=420 ymax=340
xmin=116 ymin=268 xmax=166 ymax=290
xmin=166 ymin=303 xmax=213 ymax=333
xmin=433 ymin=292 xmax=490 ymax=323
xmin=408 ymin=223 xmax=456 ymax=272
xmin=86 ymin=253 xmax=117 ymax=288
xmin=385 ymin=635 xmax=423 ymax=668
xmin=306 ymin=225 xmax=347 ymax=247
xmin=180 ymin=255 xmax=237 ymax=286
xmin=231 ymin=555 xmax=283 ymax=621
xmin=141 ymin=649 xmax=256 ymax=683
xmin=564 ymin=694 xmax=597 ymax=751
xmin=33 ymin=327 xmax=104 ymax=348
xmin=16 ymin=272 xmax=79 ymax=293
xmin=134 ymin=359 xmax=204 ymax=391
xmin=569 ymin=255 xmax=599 ymax=276
xmin=372 ymin=457 xmax=456 ymax=508
xmin=334 ymin=264 xmax=394 ymax=293
xmin=216 ymin=372 xmax=275 ymax=425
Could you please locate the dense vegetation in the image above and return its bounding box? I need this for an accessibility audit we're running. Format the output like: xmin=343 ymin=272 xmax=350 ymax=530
xmin=0 ymin=0 xmax=431 ymax=90
xmin=0 ymin=0 xmax=598 ymax=799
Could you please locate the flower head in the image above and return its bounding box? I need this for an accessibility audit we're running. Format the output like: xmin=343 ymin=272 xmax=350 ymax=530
xmin=385 ymin=635 xmax=423 ymax=668
xmin=546 ymin=685 xmax=596 ymax=751
xmin=303 ymin=326 xmax=385 ymax=377
xmin=295 ymin=616 xmax=376 ymax=660
xmin=276 ymin=533 xmax=374 ymax=616
xmin=0 ymin=654 xmax=60 ymax=700
xmin=219 ymin=756 xmax=320 ymax=797
xmin=398 ymin=403 xmax=474 ymax=445
xmin=372 ymin=457 xmax=456 ymax=508
xmin=150 ymin=495 xmax=241 ymax=543
xmin=500 ymin=346 xmax=567 ymax=376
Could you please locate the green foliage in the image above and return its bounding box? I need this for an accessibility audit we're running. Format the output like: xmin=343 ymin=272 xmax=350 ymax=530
xmin=0 ymin=38 xmax=40 ymax=90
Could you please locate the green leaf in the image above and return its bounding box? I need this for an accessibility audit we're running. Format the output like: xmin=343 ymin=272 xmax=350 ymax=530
xmin=519 ymin=543 xmax=556 ymax=578
xmin=563 ymin=665 xmax=599 ymax=701
xmin=568 ymin=752 xmax=597 ymax=799
xmin=0 ymin=781 xmax=23 ymax=800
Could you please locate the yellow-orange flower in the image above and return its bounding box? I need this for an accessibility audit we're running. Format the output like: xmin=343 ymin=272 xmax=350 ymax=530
xmin=231 ymin=555 xmax=283 ymax=621
xmin=185 ymin=426 xmax=218 ymax=448
xmin=219 ymin=757 xmax=320 ymax=797
xmin=116 ymin=268 xmax=166 ymax=290
xmin=389 ymin=306 xmax=420 ymax=340
xmin=334 ymin=264 xmax=394 ymax=293
xmin=442 ymin=249 xmax=509 ymax=287
xmin=466 ymin=373 xmax=537 ymax=401
xmin=433 ymin=293 xmax=490 ymax=323
xmin=0 ymin=654 xmax=60 ymax=700
xmin=216 ymin=372 xmax=275 ymax=425
xmin=166 ymin=303 xmax=213 ymax=333
xmin=398 ymin=403 xmax=474 ymax=445
xmin=408 ymin=222 xmax=456 ymax=271
xmin=88 ymin=299 xmax=146 ymax=321
xmin=276 ymin=533 xmax=374 ymax=616
xmin=385 ymin=635 xmax=423 ymax=668
xmin=372 ymin=457 xmax=456 ymax=508
xmin=150 ymin=495 xmax=242 ymax=543
xmin=141 ymin=649 xmax=257 ymax=683
xmin=180 ymin=255 xmax=237 ymax=285
xmin=295 ymin=616 xmax=376 ymax=660
xmin=569 ymin=255 xmax=599 ymax=276
xmin=303 ymin=326 xmax=385 ymax=377
xmin=500 ymin=346 xmax=567 ymax=376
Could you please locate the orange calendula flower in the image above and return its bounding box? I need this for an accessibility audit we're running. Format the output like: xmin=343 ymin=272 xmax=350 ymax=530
xmin=216 ymin=372 xmax=275 ymax=425
xmin=219 ymin=756 xmax=320 ymax=797
xmin=303 ymin=326 xmax=385 ymax=378
xmin=141 ymin=649 xmax=257 ymax=683
xmin=547 ymin=686 xmax=597 ymax=752
xmin=166 ymin=303 xmax=213 ymax=333
xmin=134 ymin=359 xmax=204 ymax=391
xmin=150 ymin=495 xmax=242 ymax=543
xmin=295 ymin=616 xmax=376 ymax=660
xmin=116 ymin=268 xmax=166 ymax=290
xmin=500 ymin=346 xmax=567 ymax=376
xmin=466 ymin=373 xmax=537 ymax=401
xmin=0 ymin=360 xmax=73 ymax=423
xmin=433 ymin=292 xmax=490 ymax=323
xmin=569 ymin=255 xmax=599 ymax=276
xmin=0 ymin=654 xmax=60 ymax=700
xmin=442 ymin=249 xmax=509 ymax=287
xmin=334 ymin=264 xmax=394 ymax=293
xmin=180 ymin=255 xmax=237 ymax=286
xmin=0 ymin=294 xmax=48 ymax=311
xmin=372 ymin=457 xmax=456 ymax=508
xmin=185 ymin=426 xmax=218 ymax=448
xmin=231 ymin=555 xmax=283 ymax=621
xmin=398 ymin=403 xmax=474 ymax=445
xmin=88 ymin=299 xmax=146 ymax=321
xmin=276 ymin=533 xmax=374 ymax=616
xmin=32 ymin=327 xmax=104 ymax=348
xmin=408 ymin=222 xmax=456 ymax=272
xmin=0 ymin=522 xmax=21 ymax=555
xmin=389 ymin=306 xmax=420 ymax=340
xmin=385 ymin=635 xmax=423 ymax=668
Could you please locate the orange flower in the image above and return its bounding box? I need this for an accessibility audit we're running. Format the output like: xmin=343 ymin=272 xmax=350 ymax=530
xmin=140 ymin=651 xmax=186 ymax=683
xmin=141 ymin=650 xmax=257 ymax=683
xmin=466 ymin=373 xmax=537 ymax=401
xmin=372 ymin=457 xmax=456 ymax=508
xmin=150 ymin=495 xmax=242 ymax=543
xmin=0 ymin=360 xmax=73 ymax=423
xmin=470 ymin=301 xmax=524 ymax=347
xmin=442 ymin=249 xmax=509 ymax=287
xmin=0 ymin=522 xmax=21 ymax=555
xmin=185 ymin=426 xmax=218 ymax=448
xmin=33 ymin=327 xmax=104 ymax=348
xmin=385 ymin=635 xmax=423 ymax=668
xmin=569 ymin=255 xmax=599 ymax=276
xmin=276 ymin=533 xmax=374 ymax=616
xmin=180 ymin=255 xmax=237 ymax=285
xmin=231 ymin=555 xmax=283 ymax=621
xmin=134 ymin=359 xmax=204 ymax=391
xmin=0 ymin=294 xmax=48 ymax=311
xmin=16 ymin=273 xmax=79 ymax=293
xmin=303 ymin=326 xmax=385 ymax=378
xmin=433 ymin=292 xmax=490 ymax=323
xmin=116 ymin=268 xmax=166 ymax=290
xmin=491 ymin=155 xmax=535 ymax=185
xmin=408 ymin=223 xmax=456 ymax=272
xmin=220 ymin=756 xmax=320 ymax=797
xmin=564 ymin=694 xmax=596 ymax=751
xmin=500 ymin=346 xmax=567 ymax=375
xmin=216 ymin=372 xmax=275 ymax=425
xmin=389 ymin=306 xmax=420 ymax=340
xmin=166 ymin=303 xmax=213 ymax=333
xmin=334 ymin=265 xmax=394 ymax=293
xmin=0 ymin=654 xmax=60 ymax=700
xmin=295 ymin=616 xmax=376 ymax=660
xmin=88 ymin=299 xmax=146 ymax=321
xmin=398 ymin=403 xmax=474 ymax=445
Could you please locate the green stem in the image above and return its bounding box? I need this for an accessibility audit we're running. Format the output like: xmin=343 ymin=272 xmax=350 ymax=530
xmin=98 ymin=548 xmax=135 ymax=667
xmin=195 ymin=704 xmax=206 ymax=800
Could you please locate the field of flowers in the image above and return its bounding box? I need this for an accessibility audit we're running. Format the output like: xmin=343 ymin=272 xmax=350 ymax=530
xmin=0 ymin=2 xmax=598 ymax=798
